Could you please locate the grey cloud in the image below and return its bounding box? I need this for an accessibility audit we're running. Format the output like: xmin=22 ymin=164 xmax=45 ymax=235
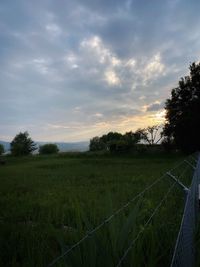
xmin=1 ymin=0 xmax=200 ymax=141
xmin=146 ymin=102 xmax=164 ymax=112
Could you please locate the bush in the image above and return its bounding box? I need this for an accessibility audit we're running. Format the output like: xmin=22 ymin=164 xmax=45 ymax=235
xmin=108 ymin=140 xmax=130 ymax=153
xmin=39 ymin=144 xmax=59 ymax=155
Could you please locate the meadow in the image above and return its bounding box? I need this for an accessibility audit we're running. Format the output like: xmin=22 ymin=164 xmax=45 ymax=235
xmin=0 ymin=152 xmax=194 ymax=267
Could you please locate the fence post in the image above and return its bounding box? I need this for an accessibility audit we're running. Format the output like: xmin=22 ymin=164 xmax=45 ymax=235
xmin=198 ymin=184 xmax=200 ymax=210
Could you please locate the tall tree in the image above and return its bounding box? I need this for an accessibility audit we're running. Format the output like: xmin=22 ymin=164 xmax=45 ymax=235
xmin=163 ymin=62 xmax=200 ymax=153
xmin=10 ymin=132 xmax=37 ymax=156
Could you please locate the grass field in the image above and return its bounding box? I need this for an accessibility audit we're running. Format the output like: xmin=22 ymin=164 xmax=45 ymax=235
xmin=0 ymin=152 xmax=194 ymax=267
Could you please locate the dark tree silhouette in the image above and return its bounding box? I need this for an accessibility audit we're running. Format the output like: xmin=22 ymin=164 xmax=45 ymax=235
xmin=89 ymin=136 xmax=106 ymax=151
xmin=10 ymin=132 xmax=37 ymax=156
xmin=163 ymin=62 xmax=200 ymax=153
xmin=137 ymin=125 xmax=163 ymax=145
xmin=39 ymin=144 xmax=59 ymax=155
xmin=89 ymin=131 xmax=142 ymax=153
xmin=101 ymin=132 xmax=122 ymax=144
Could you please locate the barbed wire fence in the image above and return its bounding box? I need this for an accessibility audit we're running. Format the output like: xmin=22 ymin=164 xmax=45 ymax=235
xmin=170 ymin=154 xmax=200 ymax=267
xmin=48 ymin=154 xmax=199 ymax=267
xmin=115 ymin=154 xmax=199 ymax=267
xmin=115 ymin=181 xmax=177 ymax=267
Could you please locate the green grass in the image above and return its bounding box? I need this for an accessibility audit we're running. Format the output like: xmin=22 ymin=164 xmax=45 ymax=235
xmin=0 ymin=152 xmax=194 ymax=267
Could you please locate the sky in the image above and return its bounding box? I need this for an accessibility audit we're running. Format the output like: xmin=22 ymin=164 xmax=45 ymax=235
xmin=1 ymin=0 xmax=200 ymax=142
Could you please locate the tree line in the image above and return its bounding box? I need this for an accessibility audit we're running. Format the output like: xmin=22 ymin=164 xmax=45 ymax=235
xmin=1 ymin=61 xmax=200 ymax=156
xmin=89 ymin=125 xmax=163 ymax=153
xmin=0 ymin=132 xmax=59 ymax=156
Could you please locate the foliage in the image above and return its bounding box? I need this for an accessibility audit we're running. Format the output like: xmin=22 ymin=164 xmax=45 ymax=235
xmin=10 ymin=132 xmax=37 ymax=156
xmin=89 ymin=137 xmax=106 ymax=151
xmin=89 ymin=127 xmax=163 ymax=153
xmin=108 ymin=139 xmax=130 ymax=153
xmin=101 ymin=132 xmax=123 ymax=144
xmin=123 ymin=131 xmax=141 ymax=146
xmin=0 ymin=144 xmax=4 ymax=155
xmin=39 ymin=143 xmax=59 ymax=155
xmin=89 ymin=131 xmax=143 ymax=153
xmin=163 ymin=62 xmax=200 ymax=153
xmin=161 ymin=137 xmax=176 ymax=152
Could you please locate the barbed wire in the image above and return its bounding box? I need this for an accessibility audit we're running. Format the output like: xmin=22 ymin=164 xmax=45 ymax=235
xmin=116 ymin=154 xmax=198 ymax=267
xmin=170 ymin=153 xmax=200 ymax=267
xmin=115 ymin=181 xmax=177 ymax=267
xmin=48 ymin=175 xmax=165 ymax=266
xmin=47 ymin=155 xmax=195 ymax=267
xmin=178 ymin=162 xmax=192 ymax=180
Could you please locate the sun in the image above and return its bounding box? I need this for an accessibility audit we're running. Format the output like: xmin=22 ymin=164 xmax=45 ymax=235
xmin=155 ymin=110 xmax=166 ymax=123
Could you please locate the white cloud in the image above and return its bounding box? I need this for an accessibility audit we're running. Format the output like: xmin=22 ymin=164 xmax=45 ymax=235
xmin=125 ymin=58 xmax=136 ymax=67
xmin=78 ymin=36 xmax=166 ymax=89
xmin=64 ymin=53 xmax=79 ymax=69
xmin=141 ymin=53 xmax=165 ymax=83
xmin=80 ymin=35 xmax=121 ymax=67
xmin=45 ymin=23 xmax=62 ymax=37
xmin=32 ymin=58 xmax=50 ymax=74
xmin=111 ymin=56 xmax=121 ymax=66
xmin=94 ymin=113 xmax=103 ymax=118
xmin=104 ymin=69 xmax=120 ymax=86
xmin=65 ymin=53 xmax=77 ymax=63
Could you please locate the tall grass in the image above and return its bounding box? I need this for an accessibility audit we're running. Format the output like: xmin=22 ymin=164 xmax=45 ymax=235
xmin=51 ymin=180 xmax=185 ymax=267
xmin=0 ymin=153 xmax=194 ymax=266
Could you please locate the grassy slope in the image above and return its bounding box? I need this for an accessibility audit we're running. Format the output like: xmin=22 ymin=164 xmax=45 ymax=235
xmin=0 ymin=153 xmax=193 ymax=267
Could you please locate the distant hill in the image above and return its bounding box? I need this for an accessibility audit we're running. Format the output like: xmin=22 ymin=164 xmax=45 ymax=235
xmin=37 ymin=141 xmax=89 ymax=152
xmin=0 ymin=141 xmax=10 ymax=151
xmin=0 ymin=140 xmax=89 ymax=153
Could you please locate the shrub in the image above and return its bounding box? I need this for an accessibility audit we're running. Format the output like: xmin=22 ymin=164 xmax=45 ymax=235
xmin=39 ymin=144 xmax=59 ymax=155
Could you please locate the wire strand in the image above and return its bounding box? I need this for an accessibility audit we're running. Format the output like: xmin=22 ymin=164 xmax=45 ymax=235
xmin=47 ymin=155 xmax=196 ymax=267
xmin=115 ymin=181 xmax=177 ymax=267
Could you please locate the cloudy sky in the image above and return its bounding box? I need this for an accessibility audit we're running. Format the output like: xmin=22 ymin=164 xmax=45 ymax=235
xmin=1 ymin=0 xmax=200 ymax=142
